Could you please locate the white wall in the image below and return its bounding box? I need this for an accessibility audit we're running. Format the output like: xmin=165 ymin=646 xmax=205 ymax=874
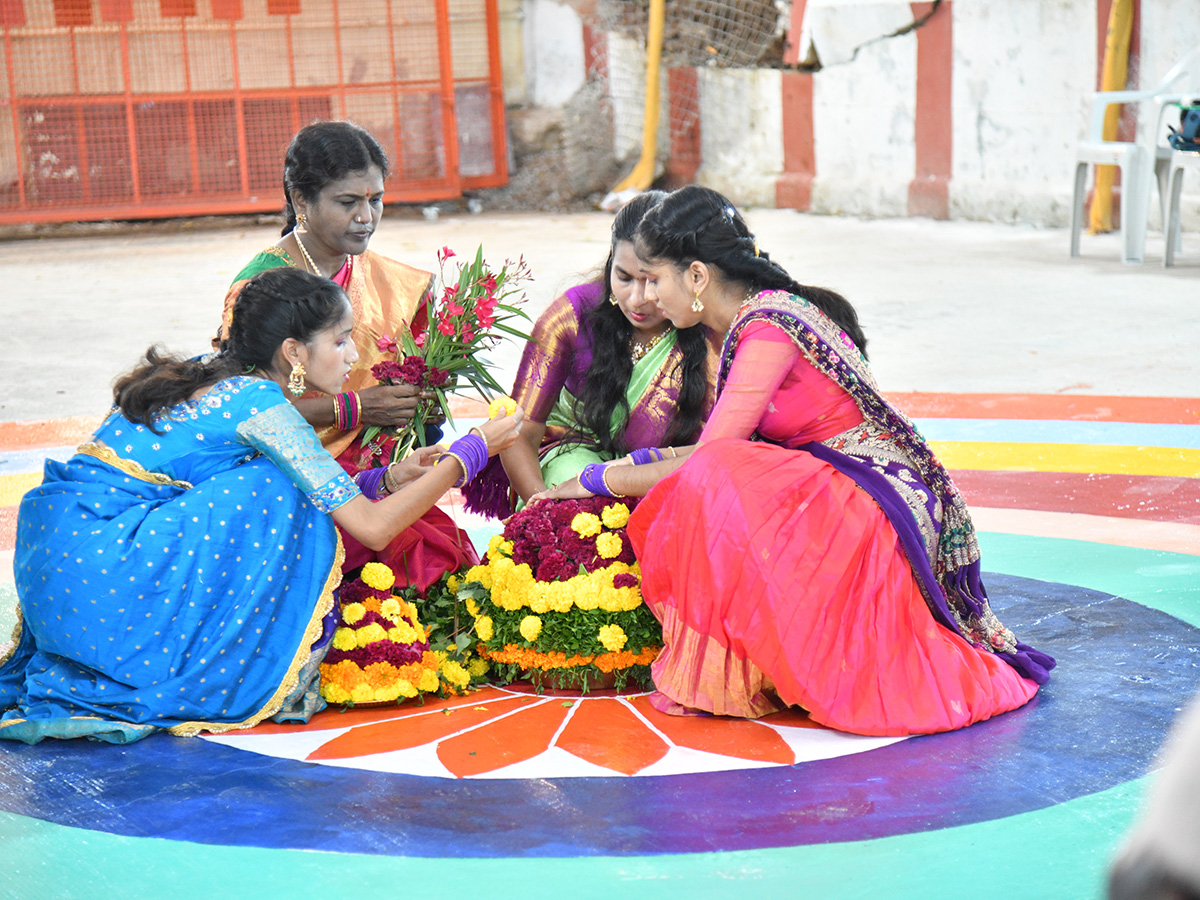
xmin=523 ymin=0 xmax=586 ymax=108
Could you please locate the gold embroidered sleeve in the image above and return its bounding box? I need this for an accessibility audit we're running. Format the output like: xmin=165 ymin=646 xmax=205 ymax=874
xmin=236 ymin=401 xmax=360 ymax=513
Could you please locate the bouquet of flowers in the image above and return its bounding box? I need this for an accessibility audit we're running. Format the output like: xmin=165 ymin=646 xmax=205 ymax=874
xmin=361 ymin=246 xmax=531 ymax=464
xmin=458 ymin=497 xmax=662 ymax=692
xmin=319 ymin=562 xmax=482 ymax=706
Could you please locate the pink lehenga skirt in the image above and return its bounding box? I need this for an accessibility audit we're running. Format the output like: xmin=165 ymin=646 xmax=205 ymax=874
xmin=627 ymin=438 xmax=1039 ymax=737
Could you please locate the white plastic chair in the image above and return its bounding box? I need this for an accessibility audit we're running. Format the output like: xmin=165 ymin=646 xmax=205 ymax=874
xmin=1164 ymin=149 xmax=1200 ymax=267
xmin=1071 ymin=45 xmax=1200 ymax=264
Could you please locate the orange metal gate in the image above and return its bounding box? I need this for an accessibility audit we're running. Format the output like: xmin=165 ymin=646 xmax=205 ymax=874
xmin=0 ymin=0 xmax=507 ymax=224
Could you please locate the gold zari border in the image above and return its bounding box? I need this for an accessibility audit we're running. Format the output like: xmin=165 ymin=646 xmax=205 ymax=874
xmin=77 ymin=441 xmax=194 ymax=490
xmin=166 ymin=532 xmax=344 ymax=737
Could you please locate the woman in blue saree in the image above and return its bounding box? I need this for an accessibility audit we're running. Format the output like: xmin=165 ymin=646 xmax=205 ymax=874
xmin=0 ymin=268 xmax=521 ymax=744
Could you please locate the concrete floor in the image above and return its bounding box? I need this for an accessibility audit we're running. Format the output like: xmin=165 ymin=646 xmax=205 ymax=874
xmin=0 ymin=209 xmax=1198 ymax=899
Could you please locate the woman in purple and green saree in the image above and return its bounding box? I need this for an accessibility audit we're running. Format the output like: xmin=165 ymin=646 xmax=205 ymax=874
xmin=532 ymin=186 xmax=1055 ymax=737
xmin=0 ymin=268 xmax=522 ymax=745
xmin=463 ymin=192 xmax=720 ymax=517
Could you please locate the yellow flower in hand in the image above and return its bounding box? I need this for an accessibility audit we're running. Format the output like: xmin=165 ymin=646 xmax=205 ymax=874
xmin=488 ymin=396 xmax=519 ymax=418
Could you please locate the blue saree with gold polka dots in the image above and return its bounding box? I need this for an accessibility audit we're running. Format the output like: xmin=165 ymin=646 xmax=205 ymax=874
xmin=0 ymin=376 xmax=357 ymax=744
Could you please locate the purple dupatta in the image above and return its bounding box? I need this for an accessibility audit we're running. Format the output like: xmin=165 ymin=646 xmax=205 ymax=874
xmin=723 ymin=291 xmax=1054 ymax=685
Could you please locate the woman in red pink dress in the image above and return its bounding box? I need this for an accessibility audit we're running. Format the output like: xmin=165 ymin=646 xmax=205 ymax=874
xmin=532 ymin=186 xmax=1054 ymax=736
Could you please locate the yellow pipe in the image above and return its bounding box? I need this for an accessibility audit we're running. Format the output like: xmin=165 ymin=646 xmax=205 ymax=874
xmin=611 ymin=0 xmax=666 ymax=194
xmin=1088 ymin=0 xmax=1133 ymax=234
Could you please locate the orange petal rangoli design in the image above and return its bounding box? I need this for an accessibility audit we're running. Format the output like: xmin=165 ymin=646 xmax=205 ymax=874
xmin=208 ymin=686 xmax=904 ymax=779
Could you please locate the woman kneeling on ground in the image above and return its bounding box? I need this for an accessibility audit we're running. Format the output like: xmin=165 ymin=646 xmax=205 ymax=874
xmin=0 ymin=267 xmax=521 ymax=745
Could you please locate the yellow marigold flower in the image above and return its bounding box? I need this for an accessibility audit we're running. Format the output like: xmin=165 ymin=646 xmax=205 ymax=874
xmin=387 ymin=622 xmax=420 ymax=644
xmin=529 ymin=593 xmax=551 ymax=615
xmin=468 ymin=657 xmax=490 ymax=677
xmin=601 ymin=502 xmax=630 ymax=529
xmin=465 ymin=564 xmax=492 ymax=588
xmin=476 ymin=615 xmax=494 ymax=642
xmin=397 ymin=679 xmax=419 ymax=698
xmin=374 ymin=684 xmax=402 ymax=703
xmin=571 ymin=512 xmax=602 ymax=538
xmin=598 ymin=623 xmax=627 ymax=652
xmin=440 ymin=659 xmax=471 ymax=689
xmin=350 ymin=683 xmax=376 ymax=704
xmin=341 ymin=602 xmax=366 ymax=626
xmin=487 ymin=534 xmax=507 ymax=557
xmin=418 ymin=667 xmax=442 ymax=693
xmin=322 ymin=683 xmax=351 ymax=704
xmin=519 ymin=615 xmax=543 ymax=642
xmin=360 ymin=561 xmax=396 ymax=592
xmin=596 ymin=532 xmax=623 ymax=559
xmin=379 ymin=597 xmax=403 ymax=621
xmin=332 ymin=627 xmax=358 ymax=652
xmin=446 ymin=575 xmax=461 ymax=593
xmin=488 ymin=396 xmax=519 ymax=418
xmin=355 ymin=622 xmax=388 ymax=648
xmin=466 ymin=597 xmax=480 ymax=618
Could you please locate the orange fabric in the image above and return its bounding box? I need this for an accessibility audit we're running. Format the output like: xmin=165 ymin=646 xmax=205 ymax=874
xmin=629 ymin=438 xmax=1038 ymax=736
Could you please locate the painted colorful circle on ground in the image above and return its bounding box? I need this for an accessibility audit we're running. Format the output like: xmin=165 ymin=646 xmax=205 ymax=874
xmin=1 ymin=574 xmax=1197 ymax=857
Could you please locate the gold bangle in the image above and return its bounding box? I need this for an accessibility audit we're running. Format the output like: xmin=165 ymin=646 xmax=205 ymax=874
xmin=600 ymin=464 xmax=626 ymax=497
xmin=470 ymin=425 xmax=490 ymax=455
xmin=438 ymin=450 xmax=470 ymax=486
xmin=383 ymin=464 xmax=400 ymax=495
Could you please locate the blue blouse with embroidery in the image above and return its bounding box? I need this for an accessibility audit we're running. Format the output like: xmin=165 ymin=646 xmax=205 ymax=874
xmin=93 ymin=376 xmax=359 ymax=514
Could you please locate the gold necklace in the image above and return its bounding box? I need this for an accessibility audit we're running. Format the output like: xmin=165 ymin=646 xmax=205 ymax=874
xmin=293 ymin=231 xmax=325 ymax=277
xmin=629 ymin=330 xmax=668 ymax=362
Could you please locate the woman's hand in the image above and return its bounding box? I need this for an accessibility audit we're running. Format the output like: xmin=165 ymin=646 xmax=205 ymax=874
xmin=528 ymin=475 xmax=593 ymax=505
xmin=357 ymin=383 xmax=423 ymax=427
xmin=475 ymin=406 xmax=524 ymax=456
xmin=387 ymin=445 xmax=442 ymax=490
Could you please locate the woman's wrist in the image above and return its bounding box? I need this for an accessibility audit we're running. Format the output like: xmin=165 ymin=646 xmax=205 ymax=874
xmin=438 ymin=433 xmax=488 ymax=487
xmin=383 ymin=463 xmax=401 ymax=495
xmin=332 ymin=391 xmax=362 ymax=431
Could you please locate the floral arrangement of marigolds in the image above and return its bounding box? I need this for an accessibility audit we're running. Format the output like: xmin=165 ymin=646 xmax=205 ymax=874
xmin=319 ymin=562 xmax=483 ymax=706
xmin=395 ymin=568 xmax=492 ymax=688
xmin=361 ymin=246 xmax=532 ymax=464
xmin=458 ymin=497 xmax=662 ymax=692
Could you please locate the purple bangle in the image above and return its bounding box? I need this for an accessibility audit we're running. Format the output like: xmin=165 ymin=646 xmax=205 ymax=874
xmin=579 ymin=462 xmax=617 ymax=497
xmin=354 ymin=466 xmax=388 ymax=501
xmin=442 ymin=433 xmax=488 ymax=486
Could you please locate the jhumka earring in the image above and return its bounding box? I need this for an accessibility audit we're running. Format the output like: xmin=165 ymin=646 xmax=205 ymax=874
xmin=287 ymin=361 xmax=307 ymax=396
xmin=296 ymin=212 xmax=309 ymax=233
xmin=691 ymin=288 xmax=704 ymax=313
xmin=608 ymin=293 xmax=619 ymax=306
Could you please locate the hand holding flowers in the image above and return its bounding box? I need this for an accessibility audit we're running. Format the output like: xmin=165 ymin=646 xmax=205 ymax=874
xmin=361 ymin=246 xmax=531 ymax=464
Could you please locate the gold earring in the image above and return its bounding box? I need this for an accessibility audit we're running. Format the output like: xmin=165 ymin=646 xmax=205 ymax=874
xmin=608 ymin=293 xmax=618 ymax=307
xmin=296 ymin=212 xmax=308 ymax=233
xmin=691 ymin=289 xmax=704 ymax=313
xmin=287 ymin=361 xmax=307 ymax=396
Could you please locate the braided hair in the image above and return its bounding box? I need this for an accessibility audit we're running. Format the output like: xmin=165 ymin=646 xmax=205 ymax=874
xmin=635 ymin=185 xmax=868 ymax=356
xmin=572 ymin=191 xmax=711 ymax=453
xmin=281 ymin=121 xmax=389 ymax=236
xmin=115 ymin=268 xmax=349 ymax=429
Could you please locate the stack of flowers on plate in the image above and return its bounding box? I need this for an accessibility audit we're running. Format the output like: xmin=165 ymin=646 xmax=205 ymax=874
xmin=319 ymin=562 xmax=472 ymax=706
xmin=459 ymin=497 xmax=661 ymax=691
